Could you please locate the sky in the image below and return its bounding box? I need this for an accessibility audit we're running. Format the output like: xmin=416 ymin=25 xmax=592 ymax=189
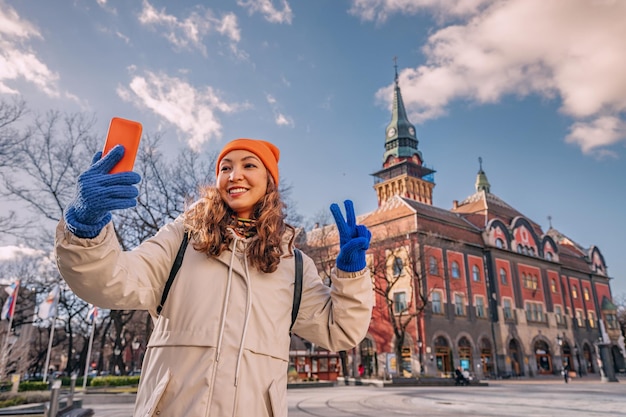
xmin=1 ymin=0 xmax=625 ymax=295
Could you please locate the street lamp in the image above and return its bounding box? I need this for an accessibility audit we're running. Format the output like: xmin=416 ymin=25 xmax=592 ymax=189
xmin=556 ymin=334 xmax=563 ymax=370
xmin=417 ymin=340 xmax=424 ymax=375
xmin=113 ymin=347 xmax=121 ymax=375
xmin=131 ymin=340 xmax=140 ymax=373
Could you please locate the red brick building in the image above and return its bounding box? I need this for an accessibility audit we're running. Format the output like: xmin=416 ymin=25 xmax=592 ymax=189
xmin=299 ymin=67 xmax=625 ymax=381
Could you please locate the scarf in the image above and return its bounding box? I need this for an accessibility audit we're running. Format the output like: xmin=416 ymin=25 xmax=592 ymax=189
xmin=231 ymin=216 xmax=257 ymax=238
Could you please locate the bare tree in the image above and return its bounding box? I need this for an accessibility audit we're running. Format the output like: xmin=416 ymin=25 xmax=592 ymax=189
xmin=0 ymin=98 xmax=30 ymax=235
xmin=367 ymin=225 xmax=457 ymax=377
xmin=0 ymin=109 xmax=98 ymax=246
xmin=0 ymin=103 xmax=306 ymax=378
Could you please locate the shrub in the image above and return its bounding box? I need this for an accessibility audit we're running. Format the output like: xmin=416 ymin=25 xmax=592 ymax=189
xmin=18 ymin=381 xmax=49 ymax=392
xmin=0 ymin=391 xmax=50 ymax=409
xmin=90 ymin=375 xmax=140 ymax=387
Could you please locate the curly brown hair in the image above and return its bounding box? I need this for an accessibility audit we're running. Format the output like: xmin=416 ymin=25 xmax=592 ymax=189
xmin=183 ymin=179 xmax=294 ymax=273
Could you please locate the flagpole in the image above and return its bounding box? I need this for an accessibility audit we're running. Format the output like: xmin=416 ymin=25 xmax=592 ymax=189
xmin=0 ymin=282 xmax=20 ymax=379
xmin=42 ymin=316 xmax=56 ymax=383
xmin=82 ymin=315 xmax=96 ymax=390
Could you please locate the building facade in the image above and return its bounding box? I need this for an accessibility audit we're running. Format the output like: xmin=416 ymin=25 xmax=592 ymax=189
xmin=299 ymin=66 xmax=625 ymax=381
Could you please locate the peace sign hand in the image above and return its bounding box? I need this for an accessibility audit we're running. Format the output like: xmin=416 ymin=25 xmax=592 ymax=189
xmin=330 ymin=200 xmax=371 ymax=272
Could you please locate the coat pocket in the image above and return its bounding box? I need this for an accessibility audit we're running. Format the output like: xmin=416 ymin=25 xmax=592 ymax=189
xmin=137 ymin=369 xmax=171 ymax=417
xmin=267 ymin=379 xmax=287 ymax=417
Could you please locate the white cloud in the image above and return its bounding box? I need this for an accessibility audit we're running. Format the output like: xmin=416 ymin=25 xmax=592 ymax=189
xmin=274 ymin=112 xmax=293 ymax=127
xmin=96 ymin=0 xmax=117 ymax=15
xmin=118 ymin=70 xmax=244 ymax=150
xmin=349 ymin=0 xmax=492 ymax=23
xmin=0 ymin=245 xmax=41 ymax=261
xmin=237 ymin=0 xmax=293 ymax=24
xmin=0 ymin=2 xmax=61 ymax=97
xmin=138 ymin=0 xmax=241 ymax=56
xmin=265 ymin=93 xmax=294 ymax=127
xmin=566 ymin=116 xmax=625 ymax=158
xmin=370 ymin=0 xmax=626 ymax=156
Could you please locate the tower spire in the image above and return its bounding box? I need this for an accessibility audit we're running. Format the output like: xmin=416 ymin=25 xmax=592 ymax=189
xmin=372 ymin=60 xmax=436 ymax=206
xmin=393 ymin=56 xmax=399 ymax=86
xmin=383 ymin=57 xmax=420 ymax=164
xmin=475 ymin=156 xmax=491 ymax=193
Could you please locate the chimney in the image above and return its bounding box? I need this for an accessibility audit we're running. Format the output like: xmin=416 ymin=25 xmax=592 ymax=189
xmin=452 ymin=200 xmax=458 ymax=209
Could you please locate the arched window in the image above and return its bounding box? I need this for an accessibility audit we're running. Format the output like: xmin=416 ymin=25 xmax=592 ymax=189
xmin=472 ymin=265 xmax=480 ymax=282
xmin=451 ymin=261 xmax=460 ymax=279
xmin=393 ymin=256 xmax=403 ymax=277
xmin=495 ymin=238 xmax=504 ymax=249
xmin=458 ymin=337 xmax=472 ymax=371
xmin=431 ymin=291 xmax=442 ymax=314
xmin=499 ymin=268 xmax=507 ymax=285
xmin=429 ymin=256 xmax=439 ymax=275
xmin=583 ymin=287 xmax=590 ymax=301
xmin=545 ymin=252 xmax=553 ymax=261
xmin=551 ymin=279 xmax=557 ymax=293
xmin=572 ymin=286 xmax=578 ymax=299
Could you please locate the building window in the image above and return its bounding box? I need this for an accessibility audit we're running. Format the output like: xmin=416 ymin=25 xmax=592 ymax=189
xmin=499 ymin=268 xmax=507 ymax=285
xmin=555 ymin=306 xmax=563 ymax=324
xmin=606 ymin=313 xmax=619 ymax=329
xmin=517 ymin=245 xmax=523 ymax=254
xmin=429 ymin=256 xmax=439 ymax=275
xmin=583 ymin=287 xmax=590 ymax=301
xmin=472 ymin=265 xmax=480 ymax=282
xmin=503 ymin=299 xmax=512 ymax=320
xmin=523 ymin=274 xmax=538 ymax=290
xmin=550 ymin=279 xmax=557 ymax=293
xmin=495 ymin=238 xmax=504 ymax=249
xmin=587 ymin=311 xmax=596 ymax=328
xmin=454 ymin=294 xmax=465 ymax=316
xmin=572 ymin=286 xmax=578 ymax=299
xmin=393 ymin=291 xmax=407 ymax=314
xmin=431 ymin=291 xmax=442 ymax=314
xmin=393 ymin=256 xmax=403 ymax=277
xmin=475 ymin=296 xmax=485 ymax=318
xmin=575 ymin=310 xmax=584 ymax=327
xmin=451 ymin=261 xmax=460 ymax=279
xmin=525 ymin=302 xmax=544 ymax=323
xmin=545 ymin=252 xmax=553 ymax=261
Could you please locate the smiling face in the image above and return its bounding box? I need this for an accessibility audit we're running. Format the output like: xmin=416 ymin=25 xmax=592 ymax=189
xmin=217 ymin=149 xmax=269 ymax=219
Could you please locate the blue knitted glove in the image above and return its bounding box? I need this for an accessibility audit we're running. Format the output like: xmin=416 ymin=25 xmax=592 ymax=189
xmin=330 ymin=200 xmax=371 ymax=272
xmin=64 ymin=145 xmax=141 ymax=238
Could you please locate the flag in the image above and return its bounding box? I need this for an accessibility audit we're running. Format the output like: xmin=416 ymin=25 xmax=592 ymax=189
xmin=87 ymin=305 xmax=98 ymax=322
xmin=37 ymin=285 xmax=60 ymax=320
xmin=2 ymin=280 xmax=20 ymax=320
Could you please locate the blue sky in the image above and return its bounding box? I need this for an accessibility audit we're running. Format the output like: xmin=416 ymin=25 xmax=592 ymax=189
xmin=1 ymin=0 xmax=625 ymax=295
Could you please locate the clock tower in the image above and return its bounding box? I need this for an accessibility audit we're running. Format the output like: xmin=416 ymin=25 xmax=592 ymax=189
xmin=372 ymin=62 xmax=436 ymax=206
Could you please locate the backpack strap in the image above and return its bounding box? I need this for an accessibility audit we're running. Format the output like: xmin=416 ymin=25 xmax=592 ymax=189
xmin=157 ymin=234 xmax=304 ymax=333
xmin=290 ymin=248 xmax=303 ymax=333
xmin=157 ymin=231 xmax=189 ymax=315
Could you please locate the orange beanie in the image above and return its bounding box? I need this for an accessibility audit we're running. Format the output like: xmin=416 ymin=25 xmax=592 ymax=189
xmin=216 ymin=138 xmax=280 ymax=185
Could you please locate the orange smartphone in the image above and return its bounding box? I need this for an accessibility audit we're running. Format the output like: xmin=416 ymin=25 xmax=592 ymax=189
xmin=102 ymin=117 xmax=142 ymax=174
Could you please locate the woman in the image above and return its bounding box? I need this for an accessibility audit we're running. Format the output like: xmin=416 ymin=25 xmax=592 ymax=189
xmin=55 ymin=138 xmax=373 ymax=417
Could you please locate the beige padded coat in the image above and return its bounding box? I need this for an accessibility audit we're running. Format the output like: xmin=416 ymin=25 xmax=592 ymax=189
xmin=55 ymin=218 xmax=373 ymax=417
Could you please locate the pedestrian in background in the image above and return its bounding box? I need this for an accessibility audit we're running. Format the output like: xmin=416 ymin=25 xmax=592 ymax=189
xmin=55 ymin=138 xmax=374 ymax=417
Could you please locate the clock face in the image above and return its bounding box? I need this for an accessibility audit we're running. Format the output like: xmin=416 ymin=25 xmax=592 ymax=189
xmin=387 ymin=127 xmax=396 ymax=138
xmin=409 ymin=127 xmax=415 ymax=136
